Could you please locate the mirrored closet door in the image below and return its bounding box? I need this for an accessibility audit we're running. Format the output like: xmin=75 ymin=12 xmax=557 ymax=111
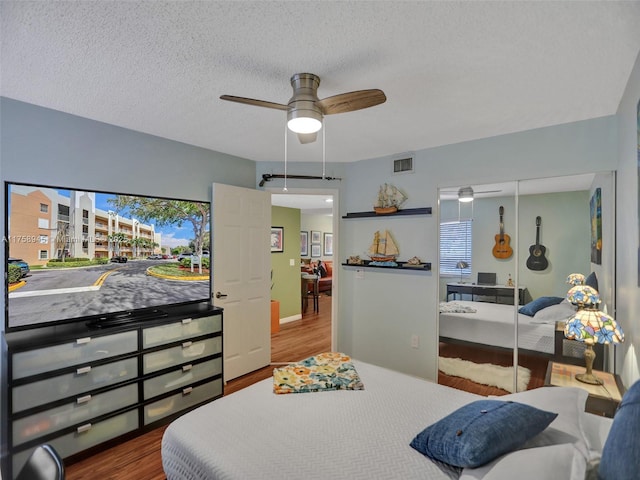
xmin=438 ymin=181 xmax=518 ymax=395
xmin=438 ymin=172 xmax=615 ymax=395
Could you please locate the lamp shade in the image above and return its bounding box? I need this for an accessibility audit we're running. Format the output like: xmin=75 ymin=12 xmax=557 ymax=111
xmin=566 ymin=285 xmax=600 ymax=307
xmin=564 ymin=308 xmax=624 ymax=346
xmin=566 ymin=273 xmax=586 ymax=286
xmin=455 ymin=261 xmax=469 ymax=283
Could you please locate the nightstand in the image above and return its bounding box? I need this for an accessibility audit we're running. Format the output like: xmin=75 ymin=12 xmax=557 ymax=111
xmin=545 ymin=361 xmax=625 ymax=418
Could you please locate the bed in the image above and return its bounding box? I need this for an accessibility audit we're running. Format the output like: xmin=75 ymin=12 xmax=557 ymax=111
xmin=439 ymin=300 xmax=557 ymax=354
xmin=161 ymin=358 xmax=614 ymax=480
xmin=439 ymin=299 xmax=602 ymax=368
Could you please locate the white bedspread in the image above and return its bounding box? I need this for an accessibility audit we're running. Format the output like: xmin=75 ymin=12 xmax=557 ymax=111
xmin=162 ymin=361 xmax=481 ymax=480
xmin=439 ymin=301 xmax=555 ymax=354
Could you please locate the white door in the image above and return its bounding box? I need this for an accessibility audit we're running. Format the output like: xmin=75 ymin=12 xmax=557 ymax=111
xmin=212 ymin=183 xmax=271 ymax=381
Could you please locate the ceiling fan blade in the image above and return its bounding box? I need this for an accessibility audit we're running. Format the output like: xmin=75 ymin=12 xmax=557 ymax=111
xmin=297 ymin=132 xmax=318 ymax=144
xmin=220 ymin=95 xmax=289 ymax=111
xmin=316 ymin=89 xmax=386 ymax=115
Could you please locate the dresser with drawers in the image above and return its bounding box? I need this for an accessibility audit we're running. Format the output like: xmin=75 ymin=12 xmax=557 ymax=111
xmin=2 ymin=302 xmax=223 ymax=478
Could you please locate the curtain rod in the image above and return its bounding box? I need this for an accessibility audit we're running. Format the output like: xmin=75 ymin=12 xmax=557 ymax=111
xmin=259 ymin=174 xmax=342 ymax=187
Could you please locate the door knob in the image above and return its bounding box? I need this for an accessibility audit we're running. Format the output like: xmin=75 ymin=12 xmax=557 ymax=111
xmin=215 ymin=291 xmax=228 ymax=299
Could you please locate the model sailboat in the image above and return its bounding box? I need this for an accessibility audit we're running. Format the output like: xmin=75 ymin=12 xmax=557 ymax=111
xmin=368 ymin=230 xmax=399 ymax=262
xmin=374 ymin=183 xmax=408 ymax=214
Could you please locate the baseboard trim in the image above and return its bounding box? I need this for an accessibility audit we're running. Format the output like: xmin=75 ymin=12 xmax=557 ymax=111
xmin=280 ymin=314 xmax=302 ymax=324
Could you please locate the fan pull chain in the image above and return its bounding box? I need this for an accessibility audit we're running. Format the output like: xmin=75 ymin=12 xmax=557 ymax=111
xmin=322 ymin=121 xmax=326 ymax=179
xmin=283 ymin=122 xmax=288 ymax=192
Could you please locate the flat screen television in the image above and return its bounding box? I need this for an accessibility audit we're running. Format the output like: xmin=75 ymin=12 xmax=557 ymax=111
xmin=4 ymin=181 xmax=211 ymax=332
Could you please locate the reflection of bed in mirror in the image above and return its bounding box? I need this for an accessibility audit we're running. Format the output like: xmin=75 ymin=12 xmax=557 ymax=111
xmin=439 ymin=300 xmax=603 ymax=369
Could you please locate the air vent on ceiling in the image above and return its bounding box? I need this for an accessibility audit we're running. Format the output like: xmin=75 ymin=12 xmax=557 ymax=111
xmin=393 ymin=157 xmax=413 ymax=174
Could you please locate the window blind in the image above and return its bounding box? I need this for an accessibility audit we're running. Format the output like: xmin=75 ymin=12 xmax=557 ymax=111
xmin=440 ymin=220 xmax=472 ymax=276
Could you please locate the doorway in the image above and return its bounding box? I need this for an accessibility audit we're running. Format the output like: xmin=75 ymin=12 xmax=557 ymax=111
xmin=269 ymin=188 xmax=337 ymax=363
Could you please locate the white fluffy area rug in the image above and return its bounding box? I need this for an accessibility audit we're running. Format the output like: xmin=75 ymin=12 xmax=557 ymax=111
xmin=438 ymin=356 xmax=531 ymax=393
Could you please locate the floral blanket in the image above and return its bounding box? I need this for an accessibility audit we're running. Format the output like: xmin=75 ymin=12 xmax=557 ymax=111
xmin=273 ymin=352 xmax=364 ymax=395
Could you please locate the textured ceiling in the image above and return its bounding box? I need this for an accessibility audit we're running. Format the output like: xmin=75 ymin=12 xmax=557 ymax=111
xmin=2 ymin=1 xmax=640 ymax=164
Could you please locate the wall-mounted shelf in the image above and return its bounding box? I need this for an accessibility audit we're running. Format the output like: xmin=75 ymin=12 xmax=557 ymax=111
xmin=342 ymin=207 xmax=431 ymax=219
xmin=342 ymin=261 xmax=431 ymax=272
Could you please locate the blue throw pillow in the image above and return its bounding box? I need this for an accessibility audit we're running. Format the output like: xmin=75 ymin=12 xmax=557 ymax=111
xmin=518 ymin=296 xmax=564 ymax=316
xmin=585 ymin=272 xmax=599 ymax=292
xmin=599 ymin=380 xmax=640 ymax=479
xmin=410 ymin=400 xmax=557 ymax=468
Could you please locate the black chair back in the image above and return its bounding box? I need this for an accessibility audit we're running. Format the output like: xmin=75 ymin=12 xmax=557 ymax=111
xmin=16 ymin=444 xmax=65 ymax=480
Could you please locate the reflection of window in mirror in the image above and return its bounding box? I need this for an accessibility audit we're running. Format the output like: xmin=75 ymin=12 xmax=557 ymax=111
xmin=439 ymin=181 xmax=516 ymax=298
xmin=440 ymin=220 xmax=471 ymax=283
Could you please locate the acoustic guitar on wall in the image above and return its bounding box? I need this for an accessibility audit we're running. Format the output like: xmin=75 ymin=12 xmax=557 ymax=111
xmin=526 ymin=216 xmax=548 ymax=271
xmin=492 ymin=206 xmax=513 ymax=259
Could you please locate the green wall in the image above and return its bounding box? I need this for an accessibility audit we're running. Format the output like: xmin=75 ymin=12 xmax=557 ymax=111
xmin=271 ymin=206 xmax=302 ymax=319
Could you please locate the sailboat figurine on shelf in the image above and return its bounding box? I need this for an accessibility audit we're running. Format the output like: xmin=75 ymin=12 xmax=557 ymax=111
xmin=374 ymin=183 xmax=408 ymax=215
xmin=368 ymin=230 xmax=399 ymax=265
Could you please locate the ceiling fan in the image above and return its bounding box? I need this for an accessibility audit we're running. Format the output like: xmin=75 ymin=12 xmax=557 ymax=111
xmin=220 ymin=73 xmax=386 ymax=144
xmin=442 ymin=186 xmax=502 ymax=202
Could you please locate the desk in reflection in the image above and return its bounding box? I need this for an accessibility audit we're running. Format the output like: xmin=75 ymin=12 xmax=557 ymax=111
xmin=446 ymin=283 xmax=528 ymax=305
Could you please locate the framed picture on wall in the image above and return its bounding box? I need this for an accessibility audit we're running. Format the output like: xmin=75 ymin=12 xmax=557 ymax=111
xmin=311 ymin=244 xmax=321 ymax=258
xmin=300 ymin=231 xmax=308 ymax=256
xmin=323 ymin=233 xmax=333 ymax=256
xmin=271 ymin=226 xmax=284 ymax=253
xmin=311 ymin=230 xmax=321 ymax=244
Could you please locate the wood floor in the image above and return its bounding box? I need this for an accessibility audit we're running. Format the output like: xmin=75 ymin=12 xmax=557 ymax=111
xmin=64 ymin=295 xmax=548 ymax=479
xmin=65 ymin=295 xmax=333 ymax=480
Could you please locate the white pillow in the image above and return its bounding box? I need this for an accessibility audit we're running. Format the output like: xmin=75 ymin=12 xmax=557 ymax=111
xmin=460 ymin=443 xmax=586 ymax=480
xmin=498 ymin=386 xmax=591 ymax=459
xmin=471 ymin=387 xmax=606 ymax=480
xmin=533 ymin=301 xmax=576 ymax=322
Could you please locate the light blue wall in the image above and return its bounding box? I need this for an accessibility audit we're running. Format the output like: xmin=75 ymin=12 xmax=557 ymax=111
xmin=1 ymin=98 xmax=256 ymax=199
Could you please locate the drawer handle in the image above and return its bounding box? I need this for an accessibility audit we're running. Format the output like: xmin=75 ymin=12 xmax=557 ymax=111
xmin=76 ymin=337 xmax=91 ymax=345
xmin=76 ymin=366 xmax=92 ymax=375
xmin=77 ymin=395 xmax=92 ymax=404
xmin=182 ymin=387 xmax=193 ymax=395
xmin=182 ymin=318 xmax=193 ymax=324
xmin=77 ymin=423 xmax=92 ymax=433
xmin=182 ymin=364 xmax=193 ymax=372
xmin=182 ymin=341 xmax=193 ymax=349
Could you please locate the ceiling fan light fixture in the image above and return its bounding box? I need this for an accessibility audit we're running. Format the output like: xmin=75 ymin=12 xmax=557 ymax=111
xmin=287 ymin=108 xmax=322 ymax=134
xmin=287 ymin=116 xmax=322 ymax=134
xmin=458 ymin=187 xmax=474 ymax=203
